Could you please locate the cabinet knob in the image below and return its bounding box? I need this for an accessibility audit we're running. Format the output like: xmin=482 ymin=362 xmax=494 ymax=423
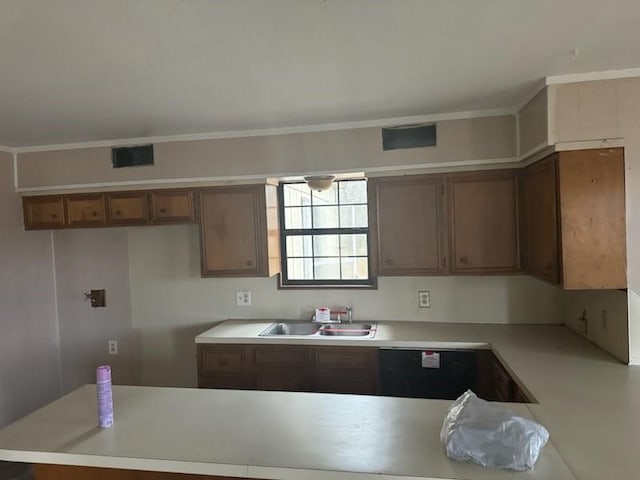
xmin=159 ymin=208 xmax=166 ymax=214
xmin=51 ymin=214 xmax=57 ymax=219
xmin=115 ymin=210 xmax=121 ymax=216
xmin=92 ymin=211 xmax=97 ymax=217
xmin=246 ymin=260 xmax=254 ymax=267
xmin=385 ymin=259 xmax=393 ymax=266
xmin=460 ymin=257 xmax=469 ymax=265
xmin=545 ymin=263 xmax=552 ymax=270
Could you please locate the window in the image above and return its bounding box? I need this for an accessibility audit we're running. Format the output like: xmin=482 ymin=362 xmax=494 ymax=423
xmin=278 ymin=179 xmax=373 ymax=287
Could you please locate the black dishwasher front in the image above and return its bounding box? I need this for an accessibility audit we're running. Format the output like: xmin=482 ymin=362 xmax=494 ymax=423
xmin=378 ymin=348 xmax=476 ymax=400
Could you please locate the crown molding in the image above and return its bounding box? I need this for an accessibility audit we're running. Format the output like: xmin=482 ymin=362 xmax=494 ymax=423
xmin=13 ymin=107 xmax=516 ymax=154
xmin=546 ymin=67 xmax=640 ymax=85
xmin=0 ymin=145 xmax=16 ymax=153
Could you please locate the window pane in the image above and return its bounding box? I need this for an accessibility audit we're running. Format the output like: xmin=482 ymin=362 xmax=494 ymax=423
xmin=313 ymin=206 xmax=339 ymax=228
xmin=311 ymin=184 xmax=338 ymax=205
xmin=314 ymin=257 xmax=341 ymax=279
xmin=284 ymin=206 xmax=312 ymax=229
xmin=287 ymin=258 xmax=313 ymax=280
xmin=340 ymin=205 xmax=368 ymax=227
xmin=339 ymin=180 xmax=367 ymax=204
xmin=286 ymin=235 xmax=313 ymax=257
xmin=283 ymin=184 xmax=311 ymax=206
xmin=340 ymin=234 xmax=368 ymax=256
xmin=313 ymin=235 xmax=339 ymax=257
xmin=341 ymin=257 xmax=369 ymax=279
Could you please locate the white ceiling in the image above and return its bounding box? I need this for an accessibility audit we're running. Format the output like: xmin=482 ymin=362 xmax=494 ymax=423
xmin=1 ymin=0 xmax=640 ymax=147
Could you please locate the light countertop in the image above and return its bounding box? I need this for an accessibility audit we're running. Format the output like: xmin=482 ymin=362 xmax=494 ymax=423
xmin=195 ymin=320 xmax=640 ymax=480
xmin=1 ymin=320 xmax=638 ymax=480
xmin=0 ymin=384 xmax=572 ymax=480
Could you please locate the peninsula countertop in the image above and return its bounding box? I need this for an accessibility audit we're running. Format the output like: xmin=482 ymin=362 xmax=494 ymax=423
xmin=195 ymin=320 xmax=640 ymax=480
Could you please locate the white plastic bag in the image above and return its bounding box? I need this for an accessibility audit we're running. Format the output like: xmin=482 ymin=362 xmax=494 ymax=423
xmin=440 ymin=390 xmax=549 ymax=471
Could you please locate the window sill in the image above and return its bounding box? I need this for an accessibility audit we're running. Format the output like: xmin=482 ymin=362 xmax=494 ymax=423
xmin=277 ymin=274 xmax=378 ymax=290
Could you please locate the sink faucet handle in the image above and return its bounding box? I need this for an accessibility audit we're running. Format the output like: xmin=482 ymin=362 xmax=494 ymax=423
xmin=346 ymin=307 xmax=352 ymax=323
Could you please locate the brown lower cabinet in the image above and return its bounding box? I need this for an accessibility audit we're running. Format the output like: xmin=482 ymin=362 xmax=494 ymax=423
xmin=34 ymin=464 xmax=250 ymax=480
xmin=197 ymin=344 xmax=378 ymax=395
xmin=198 ymin=344 xmax=528 ymax=402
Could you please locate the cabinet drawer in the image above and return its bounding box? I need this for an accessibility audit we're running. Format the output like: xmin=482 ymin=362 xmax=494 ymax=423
xmin=199 ymin=346 xmax=248 ymax=374
xmin=314 ymin=347 xmax=375 ymax=369
xmin=66 ymin=194 xmax=107 ymax=227
xmin=254 ymin=346 xmax=311 ymax=368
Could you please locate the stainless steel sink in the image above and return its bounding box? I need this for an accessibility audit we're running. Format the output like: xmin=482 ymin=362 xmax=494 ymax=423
xmin=318 ymin=323 xmax=375 ymax=337
xmin=258 ymin=321 xmax=376 ymax=338
xmin=259 ymin=322 xmax=320 ymax=336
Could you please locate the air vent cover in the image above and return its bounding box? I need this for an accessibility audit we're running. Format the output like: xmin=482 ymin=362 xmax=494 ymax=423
xmin=112 ymin=145 xmax=154 ymax=168
xmin=382 ymin=123 xmax=436 ymax=151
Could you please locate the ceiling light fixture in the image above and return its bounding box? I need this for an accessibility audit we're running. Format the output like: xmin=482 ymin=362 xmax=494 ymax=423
xmin=304 ymin=175 xmax=336 ymax=192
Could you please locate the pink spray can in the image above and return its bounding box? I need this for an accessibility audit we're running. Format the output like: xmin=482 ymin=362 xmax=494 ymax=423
xmin=96 ymin=365 xmax=114 ymax=428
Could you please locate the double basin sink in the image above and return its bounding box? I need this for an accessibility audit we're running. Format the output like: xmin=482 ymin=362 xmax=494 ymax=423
xmin=259 ymin=322 xmax=377 ymax=339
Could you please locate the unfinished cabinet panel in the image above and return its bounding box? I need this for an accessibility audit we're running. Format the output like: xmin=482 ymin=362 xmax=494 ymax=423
xmin=23 ymin=195 xmax=65 ymax=229
xmin=448 ymin=171 xmax=519 ymax=274
xmin=558 ymin=148 xmax=626 ymax=289
xmin=199 ymin=185 xmax=280 ymax=277
xmin=149 ymin=189 xmax=196 ymax=223
xmin=66 ymin=194 xmax=106 ymax=227
xmin=369 ymin=175 xmax=445 ymax=275
xmin=106 ymin=192 xmax=149 ymax=225
xmin=520 ymin=155 xmax=560 ymax=284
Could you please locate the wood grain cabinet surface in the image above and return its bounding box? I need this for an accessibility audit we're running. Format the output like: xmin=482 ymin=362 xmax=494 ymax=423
xmin=448 ymin=171 xmax=520 ymax=274
xmin=369 ymin=175 xmax=446 ymax=275
xmin=107 ymin=192 xmax=149 ymax=225
xmin=65 ymin=194 xmax=107 ymax=227
xmin=521 ymin=148 xmax=626 ymax=289
xmin=199 ymin=185 xmax=280 ymax=277
xmin=149 ymin=189 xmax=196 ymax=223
xmin=23 ymin=196 xmax=65 ymax=229
xmin=197 ymin=344 xmax=377 ymax=396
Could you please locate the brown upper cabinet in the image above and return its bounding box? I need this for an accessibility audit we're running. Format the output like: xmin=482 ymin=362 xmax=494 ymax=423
xmin=369 ymin=175 xmax=446 ymax=275
xmin=520 ymin=155 xmax=560 ymax=283
xmin=199 ymin=184 xmax=280 ymax=277
xmin=448 ymin=171 xmax=519 ymax=274
xmin=107 ymin=192 xmax=149 ymax=225
xmin=23 ymin=189 xmax=197 ymax=230
xmin=149 ymin=189 xmax=196 ymax=223
xmin=521 ymin=148 xmax=626 ymax=289
xmin=23 ymin=196 xmax=65 ymax=229
xmin=65 ymin=194 xmax=107 ymax=227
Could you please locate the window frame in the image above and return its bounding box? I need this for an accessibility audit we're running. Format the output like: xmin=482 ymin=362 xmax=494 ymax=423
xmin=277 ymin=179 xmax=376 ymax=288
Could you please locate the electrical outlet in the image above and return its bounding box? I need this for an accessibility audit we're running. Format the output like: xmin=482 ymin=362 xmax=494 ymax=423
xmin=236 ymin=291 xmax=252 ymax=306
xmin=108 ymin=340 xmax=118 ymax=355
xmin=418 ymin=291 xmax=431 ymax=308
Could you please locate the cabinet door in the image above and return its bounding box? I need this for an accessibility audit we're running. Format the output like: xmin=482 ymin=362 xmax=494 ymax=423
xmin=313 ymin=347 xmax=377 ymax=395
xmin=558 ymin=148 xmax=626 ymax=289
xmin=369 ymin=176 xmax=445 ymax=275
xmin=522 ymin=156 xmax=560 ymax=284
xmin=107 ymin=192 xmax=149 ymax=225
xmin=199 ymin=186 xmax=268 ymax=277
xmin=23 ymin=196 xmax=65 ymax=229
xmin=66 ymin=194 xmax=106 ymax=227
xmin=448 ymin=171 xmax=519 ymax=274
xmin=149 ymin=190 xmax=196 ymax=223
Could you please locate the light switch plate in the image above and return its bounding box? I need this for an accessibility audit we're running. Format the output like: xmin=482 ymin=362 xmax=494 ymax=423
xmin=418 ymin=291 xmax=431 ymax=308
xmin=236 ymin=291 xmax=252 ymax=306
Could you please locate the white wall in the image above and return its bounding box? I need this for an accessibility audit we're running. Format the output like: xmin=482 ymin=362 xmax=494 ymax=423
xmin=53 ymin=228 xmax=141 ymax=393
xmin=0 ymin=153 xmax=60 ymax=428
xmin=128 ymin=225 xmax=564 ymax=387
xmin=564 ymin=289 xmax=628 ymax=363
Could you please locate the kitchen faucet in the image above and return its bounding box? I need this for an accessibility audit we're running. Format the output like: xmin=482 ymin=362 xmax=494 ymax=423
xmin=311 ymin=307 xmax=353 ymax=323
